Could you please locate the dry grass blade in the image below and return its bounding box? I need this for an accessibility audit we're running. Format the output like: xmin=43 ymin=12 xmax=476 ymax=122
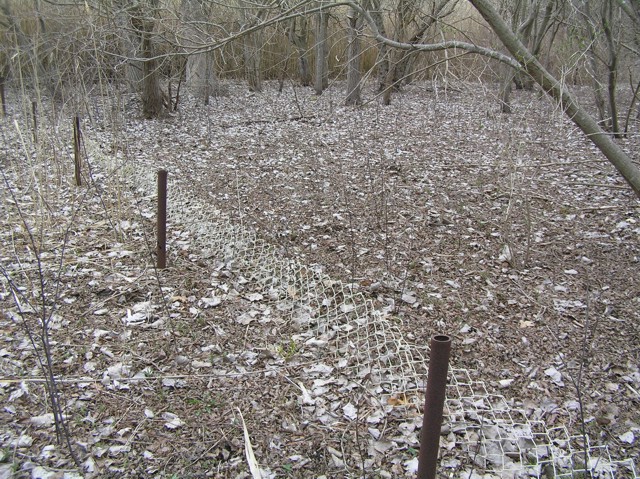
xmin=237 ymin=407 xmax=263 ymax=479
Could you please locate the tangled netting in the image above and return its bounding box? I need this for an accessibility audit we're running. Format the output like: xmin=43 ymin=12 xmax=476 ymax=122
xmin=99 ymin=146 xmax=638 ymax=479
xmin=446 ymin=369 xmax=638 ymax=478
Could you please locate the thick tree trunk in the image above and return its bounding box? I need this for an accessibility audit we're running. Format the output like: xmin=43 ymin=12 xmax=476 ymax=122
xmin=470 ymin=0 xmax=640 ymax=197
xmin=314 ymin=9 xmax=329 ymax=95
xmin=141 ymin=28 xmax=164 ymax=118
xmin=130 ymin=2 xmax=165 ymax=119
xmin=186 ymin=52 xmax=218 ymax=101
xmin=182 ymin=0 xmax=221 ymax=103
xmin=345 ymin=10 xmax=362 ymax=105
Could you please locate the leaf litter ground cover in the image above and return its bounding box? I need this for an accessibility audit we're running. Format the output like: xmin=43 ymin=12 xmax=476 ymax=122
xmin=0 ymin=81 xmax=639 ymax=478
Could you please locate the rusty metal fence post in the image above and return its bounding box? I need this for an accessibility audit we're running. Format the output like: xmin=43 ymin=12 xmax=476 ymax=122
xmin=0 ymin=77 xmax=6 ymax=116
xmin=73 ymin=115 xmax=82 ymax=186
xmin=31 ymin=100 xmax=37 ymax=143
xmin=417 ymin=335 xmax=452 ymax=479
xmin=157 ymin=169 xmax=167 ymax=269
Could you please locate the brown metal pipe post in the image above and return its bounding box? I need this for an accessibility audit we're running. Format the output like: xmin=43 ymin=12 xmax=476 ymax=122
xmin=0 ymin=77 xmax=6 ymax=116
xmin=32 ymin=100 xmax=37 ymax=143
xmin=73 ymin=115 xmax=82 ymax=186
xmin=157 ymin=169 xmax=167 ymax=269
xmin=417 ymin=335 xmax=452 ymax=479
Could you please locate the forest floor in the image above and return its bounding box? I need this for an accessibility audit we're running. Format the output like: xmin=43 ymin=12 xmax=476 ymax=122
xmin=0 ymin=80 xmax=639 ymax=478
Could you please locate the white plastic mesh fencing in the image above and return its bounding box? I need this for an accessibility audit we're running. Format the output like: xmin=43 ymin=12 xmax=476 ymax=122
xmin=444 ymin=369 xmax=638 ymax=478
xmin=98 ymin=148 xmax=638 ymax=479
xmin=122 ymin=159 xmax=431 ymax=393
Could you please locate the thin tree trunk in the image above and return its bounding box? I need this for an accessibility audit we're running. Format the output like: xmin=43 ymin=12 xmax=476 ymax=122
xmin=500 ymin=66 xmax=514 ymax=114
xmin=578 ymin=0 xmax=608 ymax=127
xmin=345 ymin=9 xmax=362 ymax=105
xmin=363 ymin=0 xmax=389 ymax=92
xmin=602 ymin=0 xmax=622 ymax=137
xmin=391 ymin=0 xmax=457 ymax=87
xmin=244 ymin=30 xmax=262 ymax=92
xmin=123 ymin=36 xmax=143 ymax=93
xmin=470 ymin=0 xmax=640 ymax=197
xmin=314 ymin=8 xmax=329 ymax=95
xmin=382 ymin=54 xmax=398 ymax=105
xmin=288 ymin=17 xmax=312 ymax=86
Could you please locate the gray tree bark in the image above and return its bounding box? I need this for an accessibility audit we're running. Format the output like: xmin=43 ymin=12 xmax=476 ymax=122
xmin=130 ymin=0 xmax=165 ymax=118
xmin=363 ymin=0 xmax=390 ymax=92
xmin=181 ymin=0 xmax=220 ymax=103
xmin=288 ymin=17 xmax=312 ymax=86
xmin=314 ymin=8 xmax=329 ymax=95
xmin=243 ymin=31 xmax=262 ymax=92
xmin=601 ymin=0 xmax=621 ymax=136
xmin=500 ymin=0 xmax=559 ymax=111
xmin=393 ymin=0 xmax=457 ymax=87
xmin=576 ymin=0 xmax=608 ymax=127
xmin=345 ymin=9 xmax=363 ymax=105
xmin=240 ymin=0 xmax=264 ymax=92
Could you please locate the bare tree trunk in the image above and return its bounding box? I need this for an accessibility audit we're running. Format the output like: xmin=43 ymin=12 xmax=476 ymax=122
xmin=500 ymin=65 xmax=514 ymax=113
xmin=243 ymin=30 xmax=262 ymax=92
xmin=186 ymin=51 xmax=218 ymax=101
xmin=363 ymin=0 xmax=390 ymax=92
xmin=577 ymin=0 xmax=609 ymax=127
xmin=288 ymin=17 xmax=312 ymax=86
xmin=498 ymin=0 xmax=523 ymax=112
xmin=122 ymin=30 xmax=144 ymax=93
xmin=501 ymin=0 xmax=560 ymax=109
xmin=381 ymin=0 xmax=413 ymax=104
xmin=382 ymin=52 xmax=399 ymax=105
xmin=130 ymin=1 xmax=165 ymax=118
xmin=141 ymin=29 xmax=164 ymax=118
xmin=314 ymin=8 xmax=329 ymax=95
xmin=240 ymin=0 xmax=263 ymax=93
xmin=111 ymin=2 xmax=144 ymax=93
xmin=391 ymin=0 xmax=458 ymax=87
xmin=182 ymin=0 xmax=221 ymax=103
xmin=602 ymin=0 xmax=622 ymax=137
xmin=345 ymin=9 xmax=362 ymax=105
xmin=470 ymin=0 xmax=640 ymax=197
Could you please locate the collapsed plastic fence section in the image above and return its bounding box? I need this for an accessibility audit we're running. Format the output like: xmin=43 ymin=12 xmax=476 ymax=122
xmin=120 ymin=160 xmax=432 ymax=393
xmin=94 ymin=148 xmax=638 ymax=478
xmin=444 ymin=369 xmax=639 ymax=479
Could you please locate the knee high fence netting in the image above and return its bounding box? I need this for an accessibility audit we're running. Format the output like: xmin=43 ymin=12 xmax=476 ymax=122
xmin=108 ymin=143 xmax=638 ymax=479
xmin=0 ymin=107 xmax=637 ymax=479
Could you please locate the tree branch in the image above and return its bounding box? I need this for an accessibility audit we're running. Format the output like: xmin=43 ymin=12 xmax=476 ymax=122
xmin=469 ymin=0 xmax=640 ymax=197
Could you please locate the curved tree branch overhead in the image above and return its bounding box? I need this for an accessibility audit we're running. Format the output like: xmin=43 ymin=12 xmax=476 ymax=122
xmin=468 ymin=0 xmax=640 ymax=198
xmin=337 ymin=0 xmax=640 ymax=197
